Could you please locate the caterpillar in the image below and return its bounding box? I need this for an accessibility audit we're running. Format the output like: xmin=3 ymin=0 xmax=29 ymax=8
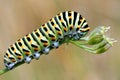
xmin=4 ymin=11 xmax=90 ymax=70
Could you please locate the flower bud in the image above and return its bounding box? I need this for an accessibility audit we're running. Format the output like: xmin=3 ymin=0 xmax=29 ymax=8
xmin=87 ymin=26 xmax=108 ymax=45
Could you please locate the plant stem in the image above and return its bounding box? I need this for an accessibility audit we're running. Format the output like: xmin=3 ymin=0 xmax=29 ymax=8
xmin=0 ymin=68 xmax=9 ymax=75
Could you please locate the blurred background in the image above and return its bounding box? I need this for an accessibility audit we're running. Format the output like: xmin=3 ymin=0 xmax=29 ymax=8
xmin=0 ymin=0 xmax=120 ymax=80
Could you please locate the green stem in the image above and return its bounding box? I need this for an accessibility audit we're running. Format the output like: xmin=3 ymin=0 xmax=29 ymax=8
xmin=0 ymin=68 xmax=9 ymax=75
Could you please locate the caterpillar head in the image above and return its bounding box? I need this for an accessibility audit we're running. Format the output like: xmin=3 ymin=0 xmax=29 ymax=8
xmin=71 ymin=24 xmax=90 ymax=40
xmin=79 ymin=24 xmax=90 ymax=37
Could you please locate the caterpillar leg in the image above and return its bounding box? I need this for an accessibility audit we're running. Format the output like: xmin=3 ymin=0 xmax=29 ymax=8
xmin=24 ymin=57 xmax=32 ymax=63
xmin=43 ymin=47 xmax=50 ymax=55
xmin=5 ymin=62 xmax=15 ymax=70
xmin=52 ymin=41 xmax=59 ymax=48
xmin=33 ymin=52 xmax=41 ymax=60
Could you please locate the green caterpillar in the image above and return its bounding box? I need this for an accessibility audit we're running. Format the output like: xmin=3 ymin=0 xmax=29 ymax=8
xmin=4 ymin=11 xmax=90 ymax=70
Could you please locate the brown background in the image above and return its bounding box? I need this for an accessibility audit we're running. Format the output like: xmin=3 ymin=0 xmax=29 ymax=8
xmin=0 ymin=0 xmax=119 ymax=80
